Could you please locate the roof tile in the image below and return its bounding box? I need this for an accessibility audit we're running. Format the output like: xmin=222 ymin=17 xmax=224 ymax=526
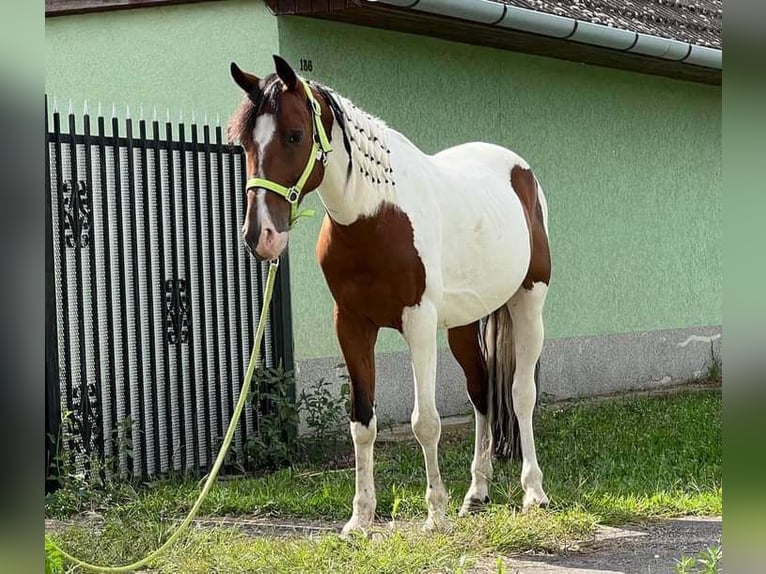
xmin=498 ymin=0 xmax=722 ymax=49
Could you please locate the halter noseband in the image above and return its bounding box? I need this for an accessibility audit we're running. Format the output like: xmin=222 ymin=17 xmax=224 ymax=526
xmin=245 ymin=78 xmax=333 ymax=228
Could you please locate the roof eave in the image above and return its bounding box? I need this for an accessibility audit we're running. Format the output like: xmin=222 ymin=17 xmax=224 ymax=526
xmin=370 ymin=0 xmax=721 ymax=69
xmin=265 ymin=0 xmax=721 ymax=85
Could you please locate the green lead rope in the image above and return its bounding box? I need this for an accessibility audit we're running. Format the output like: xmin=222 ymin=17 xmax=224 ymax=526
xmin=49 ymin=260 xmax=281 ymax=573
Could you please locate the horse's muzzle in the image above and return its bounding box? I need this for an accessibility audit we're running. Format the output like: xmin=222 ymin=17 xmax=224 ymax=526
xmin=243 ymin=224 xmax=288 ymax=261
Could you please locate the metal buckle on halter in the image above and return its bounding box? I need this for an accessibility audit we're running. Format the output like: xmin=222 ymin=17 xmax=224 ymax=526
xmin=285 ymin=186 xmax=301 ymax=204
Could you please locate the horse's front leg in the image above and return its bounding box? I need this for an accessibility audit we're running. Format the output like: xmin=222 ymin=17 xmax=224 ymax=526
xmin=335 ymin=305 xmax=380 ymax=536
xmin=402 ymin=303 xmax=451 ymax=532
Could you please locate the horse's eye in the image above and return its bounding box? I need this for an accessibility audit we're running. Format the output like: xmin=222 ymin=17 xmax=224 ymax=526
xmin=286 ymin=130 xmax=304 ymax=144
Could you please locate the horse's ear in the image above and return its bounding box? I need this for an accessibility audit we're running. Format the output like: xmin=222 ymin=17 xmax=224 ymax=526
xmin=273 ymin=55 xmax=298 ymax=91
xmin=230 ymin=62 xmax=260 ymax=93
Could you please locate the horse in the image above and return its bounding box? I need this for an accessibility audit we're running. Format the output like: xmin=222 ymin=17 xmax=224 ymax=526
xmin=227 ymin=55 xmax=551 ymax=534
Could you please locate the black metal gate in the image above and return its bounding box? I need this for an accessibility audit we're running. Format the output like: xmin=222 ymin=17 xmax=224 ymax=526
xmin=45 ymin=97 xmax=294 ymax=487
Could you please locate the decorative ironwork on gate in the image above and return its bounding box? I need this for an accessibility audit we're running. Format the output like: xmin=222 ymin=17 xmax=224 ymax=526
xmin=44 ymin=97 xmax=295 ymax=487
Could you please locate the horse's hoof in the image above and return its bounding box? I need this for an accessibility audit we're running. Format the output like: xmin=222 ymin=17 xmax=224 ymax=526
xmin=458 ymin=495 xmax=490 ymax=517
xmin=341 ymin=516 xmax=373 ymax=539
xmin=522 ymin=490 xmax=550 ymax=512
xmin=423 ymin=515 xmax=453 ymax=533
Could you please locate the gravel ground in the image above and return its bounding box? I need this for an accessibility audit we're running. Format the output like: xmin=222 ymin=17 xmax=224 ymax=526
xmin=484 ymin=516 xmax=722 ymax=574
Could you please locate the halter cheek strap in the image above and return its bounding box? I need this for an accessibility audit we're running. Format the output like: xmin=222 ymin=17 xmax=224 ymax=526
xmin=246 ymin=77 xmax=333 ymax=228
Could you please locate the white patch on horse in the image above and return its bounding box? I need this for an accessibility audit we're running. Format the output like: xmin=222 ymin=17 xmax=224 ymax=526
xmin=460 ymin=410 xmax=493 ymax=516
xmin=316 ymin=91 xmax=397 ymax=224
xmin=250 ymin=113 xmax=279 ymax=235
xmin=342 ymin=413 xmax=377 ymax=535
xmin=535 ymin=176 xmax=550 ymax=234
xmin=252 ymin=113 xmax=276 ymax=178
xmin=255 ymin=189 xmax=274 ymax=229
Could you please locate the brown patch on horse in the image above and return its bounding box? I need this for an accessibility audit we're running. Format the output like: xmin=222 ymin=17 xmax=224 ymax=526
xmin=510 ymin=166 xmax=551 ymax=289
xmin=316 ymin=203 xmax=426 ymax=332
xmin=334 ymin=305 xmax=378 ymax=425
xmin=448 ymin=322 xmax=488 ymax=415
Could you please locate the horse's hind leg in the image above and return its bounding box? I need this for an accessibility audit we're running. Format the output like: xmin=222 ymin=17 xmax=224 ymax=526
xmin=448 ymin=322 xmax=493 ymax=516
xmin=402 ymin=302 xmax=451 ymax=531
xmin=335 ymin=305 xmax=380 ymax=536
xmin=508 ymin=284 xmax=549 ymax=509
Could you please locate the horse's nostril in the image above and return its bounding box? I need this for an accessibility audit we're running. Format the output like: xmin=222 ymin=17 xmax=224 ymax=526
xmin=243 ymin=228 xmax=259 ymax=252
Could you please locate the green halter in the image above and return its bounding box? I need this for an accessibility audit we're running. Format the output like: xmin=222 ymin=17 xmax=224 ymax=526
xmin=245 ymin=77 xmax=332 ymax=228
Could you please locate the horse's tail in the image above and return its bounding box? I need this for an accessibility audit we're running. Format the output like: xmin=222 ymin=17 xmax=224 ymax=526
xmin=481 ymin=304 xmax=540 ymax=460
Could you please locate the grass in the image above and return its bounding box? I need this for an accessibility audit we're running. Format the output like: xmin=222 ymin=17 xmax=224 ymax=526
xmin=47 ymin=388 xmax=721 ymax=572
xmin=674 ymin=544 xmax=722 ymax=573
xmin=48 ymin=507 xmax=595 ymax=573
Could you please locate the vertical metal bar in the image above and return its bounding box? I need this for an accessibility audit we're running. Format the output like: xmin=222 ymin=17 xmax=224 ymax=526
xmin=68 ymin=109 xmax=90 ymax=470
xmin=125 ymin=114 xmax=148 ymax=478
xmin=152 ymin=119 xmax=173 ymax=471
xmin=273 ymin=249 xmax=295 ymax=435
xmin=111 ymin=113 xmax=133 ymax=475
xmin=203 ymin=124 xmax=224 ymax=448
xmin=215 ymin=125 xmax=234 ymax=459
xmin=82 ymin=108 xmax=106 ymax=475
xmin=272 ymin=250 xmax=295 ymax=384
xmin=97 ymin=112 xmax=118 ymax=475
xmin=238 ymin=151 xmax=255 ymax=372
xmin=226 ymin=142 xmax=247 ymax=446
xmin=165 ymin=119 xmax=186 ymax=470
xmin=45 ymin=96 xmax=63 ymax=492
xmin=238 ymin=150 xmax=255 ymax=447
xmin=139 ymin=117 xmax=161 ymax=475
xmin=249 ymin=198 xmax=265 ymax=436
xmin=52 ymin=104 xmax=74 ymax=464
xmin=190 ymin=122 xmax=212 ymax=468
xmin=178 ymin=121 xmax=200 ymax=472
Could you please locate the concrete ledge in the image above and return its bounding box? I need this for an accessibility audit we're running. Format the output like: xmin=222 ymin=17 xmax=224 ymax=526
xmin=295 ymin=324 xmax=721 ymax=426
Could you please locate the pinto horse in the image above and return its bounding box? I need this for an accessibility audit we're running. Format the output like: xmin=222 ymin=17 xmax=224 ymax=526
xmin=228 ymin=56 xmax=551 ymax=534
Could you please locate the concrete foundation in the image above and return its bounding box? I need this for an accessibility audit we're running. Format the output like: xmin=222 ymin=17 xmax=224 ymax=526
xmin=295 ymin=324 xmax=722 ymax=427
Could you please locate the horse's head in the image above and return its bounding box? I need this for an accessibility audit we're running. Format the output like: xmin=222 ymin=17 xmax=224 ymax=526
xmin=228 ymin=55 xmax=333 ymax=261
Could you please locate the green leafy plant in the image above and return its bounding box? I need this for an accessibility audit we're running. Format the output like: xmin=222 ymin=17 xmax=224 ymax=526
xmin=674 ymin=545 xmax=722 ymax=573
xmin=244 ymin=365 xmax=352 ymax=470
xmin=245 ymin=365 xmax=300 ymax=471
xmin=45 ymin=412 xmax=142 ymax=517
xmin=45 ymin=535 xmax=64 ymax=574
xmin=698 ymin=545 xmax=723 ymax=573
xmin=298 ymin=374 xmax=352 ymax=463
xmin=300 ymin=377 xmax=349 ymax=435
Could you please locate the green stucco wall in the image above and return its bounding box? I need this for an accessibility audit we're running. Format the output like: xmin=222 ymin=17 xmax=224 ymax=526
xmin=45 ymin=0 xmax=277 ymax=123
xmin=45 ymin=3 xmax=721 ymax=362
